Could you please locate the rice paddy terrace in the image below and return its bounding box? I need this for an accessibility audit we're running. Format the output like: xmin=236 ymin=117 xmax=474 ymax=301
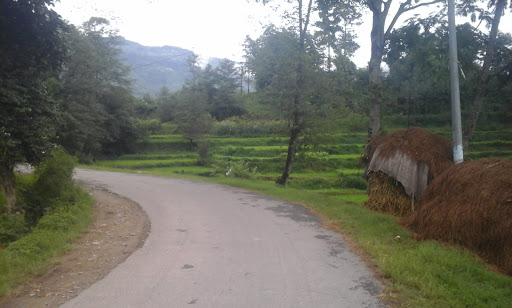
xmin=94 ymin=128 xmax=512 ymax=205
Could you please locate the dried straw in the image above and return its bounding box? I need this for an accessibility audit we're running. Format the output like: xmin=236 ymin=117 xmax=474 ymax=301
xmin=402 ymin=158 xmax=512 ymax=275
xmin=365 ymin=172 xmax=413 ymax=216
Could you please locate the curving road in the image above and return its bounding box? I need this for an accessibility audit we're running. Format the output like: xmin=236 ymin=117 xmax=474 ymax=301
xmin=64 ymin=169 xmax=384 ymax=308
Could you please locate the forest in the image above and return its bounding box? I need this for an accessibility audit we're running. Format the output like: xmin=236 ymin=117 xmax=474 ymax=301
xmin=1 ymin=0 xmax=512 ymax=305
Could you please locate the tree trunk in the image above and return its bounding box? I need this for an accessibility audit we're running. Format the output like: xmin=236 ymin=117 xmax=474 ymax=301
xmin=0 ymin=164 xmax=16 ymax=213
xmin=462 ymin=86 xmax=485 ymax=149
xmin=367 ymin=5 xmax=386 ymax=142
xmin=462 ymin=0 xmax=506 ymax=149
xmin=276 ymin=126 xmax=301 ymax=185
xmin=276 ymin=0 xmax=312 ymax=186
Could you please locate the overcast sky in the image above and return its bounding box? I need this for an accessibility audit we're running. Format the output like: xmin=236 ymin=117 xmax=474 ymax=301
xmin=53 ymin=0 xmax=511 ymax=68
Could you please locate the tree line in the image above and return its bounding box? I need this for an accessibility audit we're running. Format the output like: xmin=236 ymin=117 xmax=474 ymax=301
xmin=1 ymin=0 xmax=511 ymax=212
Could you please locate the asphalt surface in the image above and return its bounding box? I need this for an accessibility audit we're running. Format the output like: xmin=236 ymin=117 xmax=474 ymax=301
xmin=64 ymin=169 xmax=385 ymax=308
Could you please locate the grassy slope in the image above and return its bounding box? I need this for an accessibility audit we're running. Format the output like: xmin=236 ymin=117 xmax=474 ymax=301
xmin=0 ymin=189 xmax=94 ymax=296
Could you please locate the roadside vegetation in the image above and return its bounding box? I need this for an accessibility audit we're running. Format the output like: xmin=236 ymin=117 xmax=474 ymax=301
xmin=1 ymin=0 xmax=511 ymax=307
xmin=0 ymin=150 xmax=94 ymax=296
xmin=87 ymin=121 xmax=512 ymax=307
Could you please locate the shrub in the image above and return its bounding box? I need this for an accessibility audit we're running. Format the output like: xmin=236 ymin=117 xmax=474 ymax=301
xmin=0 ymin=214 xmax=28 ymax=244
xmin=197 ymin=141 xmax=213 ymax=166
xmin=22 ymin=149 xmax=77 ymax=225
xmin=137 ymin=119 xmax=162 ymax=136
xmin=212 ymin=117 xmax=287 ymax=137
xmin=211 ymin=159 xmax=261 ymax=179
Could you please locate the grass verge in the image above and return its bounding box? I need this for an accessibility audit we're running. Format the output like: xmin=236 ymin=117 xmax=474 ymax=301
xmin=81 ymin=165 xmax=512 ymax=307
xmin=206 ymin=176 xmax=512 ymax=307
xmin=0 ymin=188 xmax=94 ymax=297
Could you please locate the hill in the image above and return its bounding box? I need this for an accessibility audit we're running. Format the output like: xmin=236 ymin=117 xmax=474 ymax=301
xmin=119 ymin=39 xmax=193 ymax=96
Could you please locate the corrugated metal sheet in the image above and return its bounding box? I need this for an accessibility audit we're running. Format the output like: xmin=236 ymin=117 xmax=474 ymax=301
xmin=366 ymin=147 xmax=429 ymax=199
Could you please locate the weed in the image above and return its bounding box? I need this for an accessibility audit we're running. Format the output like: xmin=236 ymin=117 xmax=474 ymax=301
xmin=211 ymin=159 xmax=261 ymax=179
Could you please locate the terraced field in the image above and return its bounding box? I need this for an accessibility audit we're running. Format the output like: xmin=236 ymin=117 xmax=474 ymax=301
xmin=94 ymin=129 xmax=512 ymax=204
xmin=89 ymin=127 xmax=512 ymax=307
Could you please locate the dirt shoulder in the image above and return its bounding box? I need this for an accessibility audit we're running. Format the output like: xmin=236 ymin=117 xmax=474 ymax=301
xmin=0 ymin=187 xmax=150 ymax=308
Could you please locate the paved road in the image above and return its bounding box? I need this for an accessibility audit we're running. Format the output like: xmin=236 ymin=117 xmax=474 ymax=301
xmin=64 ymin=169 xmax=384 ymax=308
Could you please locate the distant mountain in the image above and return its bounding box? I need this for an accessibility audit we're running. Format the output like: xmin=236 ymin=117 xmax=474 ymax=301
xmin=119 ymin=39 xmax=193 ymax=97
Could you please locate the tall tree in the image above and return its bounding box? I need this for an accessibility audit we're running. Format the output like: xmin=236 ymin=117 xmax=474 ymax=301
xmin=315 ymin=0 xmax=361 ymax=70
xmin=0 ymin=0 xmax=66 ymax=212
xmin=251 ymin=0 xmax=315 ymax=185
xmin=365 ymin=0 xmax=443 ymax=141
xmin=199 ymin=59 xmax=245 ymax=120
xmin=462 ymin=0 xmax=510 ymax=148
xmin=384 ymin=20 xmax=486 ymax=120
xmin=55 ymin=18 xmax=139 ymax=161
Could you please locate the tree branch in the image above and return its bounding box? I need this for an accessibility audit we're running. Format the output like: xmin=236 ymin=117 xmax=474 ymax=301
xmin=385 ymin=0 xmax=443 ymax=38
xmin=367 ymin=0 xmax=380 ymax=13
xmin=303 ymin=0 xmax=314 ymax=35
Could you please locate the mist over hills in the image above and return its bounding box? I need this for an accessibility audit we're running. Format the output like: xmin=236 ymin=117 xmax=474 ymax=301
xmin=119 ymin=39 xmax=227 ymax=97
xmin=119 ymin=39 xmax=192 ymax=97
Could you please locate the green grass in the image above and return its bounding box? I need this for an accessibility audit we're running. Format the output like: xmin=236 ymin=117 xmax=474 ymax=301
xmin=117 ymin=153 xmax=198 ymax=160
xmin=83 ymin=127 xmax=512 ymax=306
xmin=0 ymin=188 xmax=94 ymax=296
xmin=197 ymin=176 xmax=512 ymax=307
xmin=78 ymin=162 xmax=512 ymax=306
xmin=96 ymin=158 xmax=198 ymax=169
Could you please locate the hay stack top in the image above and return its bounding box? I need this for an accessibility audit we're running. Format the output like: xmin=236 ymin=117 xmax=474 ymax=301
xmin=364 ymin=127 xmax=453 ymax=198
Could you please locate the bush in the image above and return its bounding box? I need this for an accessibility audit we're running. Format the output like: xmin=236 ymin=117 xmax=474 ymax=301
xmin=212 ymin=117 xmax=287 ymax=137
xmin=197 ymin=141 xmax=213 ymax=166
xmin=211 ymin=159 xmax=261 ymax=179
xmin=0 ymin=214 xmax=28 ymax=244
xmin=22 ymin=148 xmax=77 ymax=225
xmin=137 ymin=119 xmax=162 ymax=136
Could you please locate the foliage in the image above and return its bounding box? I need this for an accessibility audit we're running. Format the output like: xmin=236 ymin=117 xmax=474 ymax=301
xmin=136 ymin=119 xmax=162 ymax=137
xmin=54 ymin=18 xmax=140 ymax=161
xmin=385 ymin=21 xmax=484 ymax=116
xmin=200 ymin=59 xmax=246 ymax=120
xmin=245 ymin=23 xmax=325 ymax=184
xmin=315 ymin=0 xmax=362 ymax=63
xmin=0 ymin=0 xmax=67 ymax=211
xmin=174 ymin=90 xmax=214 ymax=145
xmin=197 ymin=142 xmax=213 ymax=166
xmin=0 ymin=188 xmax=93 ymax=296
xmin=0 ymin=214 xmax=29 ymax=244
xmin=21 ymin=149 xmax=77 ymax=226
xmin=212 ymin=117 xmax=288 ymax=137
xmin=211 ymin=159 xmax=261 ymax=179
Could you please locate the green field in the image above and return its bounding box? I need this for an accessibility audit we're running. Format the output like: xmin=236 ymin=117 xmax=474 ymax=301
xmin=87 ymin=128 xmax=512 ymax=307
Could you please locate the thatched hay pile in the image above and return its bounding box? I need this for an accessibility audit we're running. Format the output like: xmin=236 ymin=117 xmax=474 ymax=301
xmin=365 ymin=172 xmax=413 ymax=216
xmin=402 ymin=159 xmax=512 ymax=275
xmin=364 ymin=127 xmax=453 ymax=178
xmin=363 ymin=127 xmax=453 ymax=216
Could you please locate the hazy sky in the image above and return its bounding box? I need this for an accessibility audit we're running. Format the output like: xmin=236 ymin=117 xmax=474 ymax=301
xmin=53 ymin=0 xmax=290 ymax=63
xmin=53 ymin=0 xmax=511 ymax=68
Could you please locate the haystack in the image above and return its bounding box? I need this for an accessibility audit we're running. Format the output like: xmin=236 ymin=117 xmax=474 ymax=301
xmin=402 ymin=158 xmax=512 ymax=275
xmin=363 ymin=127 xmax=453 ymax=215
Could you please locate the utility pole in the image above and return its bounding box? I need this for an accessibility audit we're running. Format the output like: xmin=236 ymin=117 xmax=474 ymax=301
xmin=448 ymin=0 xmax=464 ymax=164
